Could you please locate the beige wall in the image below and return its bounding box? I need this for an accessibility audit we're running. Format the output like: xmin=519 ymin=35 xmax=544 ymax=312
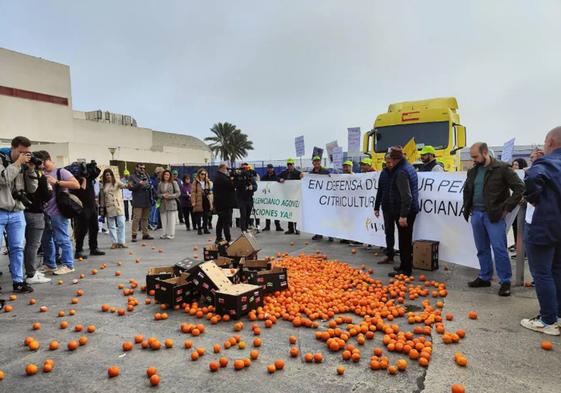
xmin=0 ymin=48 xmax=74 ymax=143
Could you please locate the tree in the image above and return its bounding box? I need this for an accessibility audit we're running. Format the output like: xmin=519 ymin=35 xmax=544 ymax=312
xmin=204 ymin=122 xmax=254 ymax=164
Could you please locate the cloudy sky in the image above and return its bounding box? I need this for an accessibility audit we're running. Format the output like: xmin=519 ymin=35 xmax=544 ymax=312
xmin=1 ymin=0 xmax=560 ymax=161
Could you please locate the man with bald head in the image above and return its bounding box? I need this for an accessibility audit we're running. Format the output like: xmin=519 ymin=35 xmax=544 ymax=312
xmin=520 ymin=127 xmax=561 ymax=335
xmin=462 ymin=142 xmax=525 ymax=296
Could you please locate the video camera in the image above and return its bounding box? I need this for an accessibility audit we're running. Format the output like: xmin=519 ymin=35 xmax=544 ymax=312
xmin=230 ymin=166 xmax=257 ymax=182
xmin=65 ymin=160 xmax=100 ymax=179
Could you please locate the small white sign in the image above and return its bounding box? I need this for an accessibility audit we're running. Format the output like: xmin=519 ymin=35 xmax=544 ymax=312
xmin=501 ymin=138 xmax=516 ymax=162
xmin=347 ymin=127 xmax=361 ymax=152
xmin=332 ymin=146 xmax=343 ymax=170
xmin=295 ymin=136 xmax=305 ymax=157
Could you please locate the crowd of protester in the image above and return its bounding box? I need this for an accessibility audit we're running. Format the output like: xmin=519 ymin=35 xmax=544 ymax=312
xmin=1 ymin=131 xmax=560 ymax=338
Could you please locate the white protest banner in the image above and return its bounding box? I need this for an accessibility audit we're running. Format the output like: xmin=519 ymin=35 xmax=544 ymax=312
xmin=501 ymin=138 xmax=516 ymax=162
xmin=232 ymin=180 xmax=301 ymax=223
xmin=332 ymin=146 xmax=343 ymax=170
xmin=300 ymin=172 xmax=520 ymax=269
xmin=295 ymin=136 xmax=305 ymax=157
xmin=347 ymin=127 xmax=361 ymax=152
xmin=326 ymin=140 xmax=338 ymax=162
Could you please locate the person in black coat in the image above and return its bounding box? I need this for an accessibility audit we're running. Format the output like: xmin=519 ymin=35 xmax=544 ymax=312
xmin=261 ymin=164 xmax=283 ymax=232
xmin=213 ymin=163 xmax=238 ymax=243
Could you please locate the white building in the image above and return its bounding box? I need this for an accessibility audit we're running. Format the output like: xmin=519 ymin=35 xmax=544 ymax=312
xmin=0 ymin=47 xmax=211 ymax=166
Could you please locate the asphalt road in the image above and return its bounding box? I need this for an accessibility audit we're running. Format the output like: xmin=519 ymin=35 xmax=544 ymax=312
xmin=0 ymin=222 xmax=559 ymax=393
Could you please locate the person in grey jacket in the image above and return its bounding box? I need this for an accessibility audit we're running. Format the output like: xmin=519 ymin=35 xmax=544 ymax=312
xmin=128 ymin=162 xmax=154 ymax=242
xmin=0 ymin=136 xmax=39 ymax=293
xmin=156 ymin=170 xmax=181 ymax=239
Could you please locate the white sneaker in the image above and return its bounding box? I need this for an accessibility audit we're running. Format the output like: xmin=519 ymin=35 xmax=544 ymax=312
xmin=521 ymin=316 xmax=560 ymax=336
xmin=27 ymin=272 xmax=52 ymax=284
xmin=160 ymin=235 xmax=168 ymax=240
xmin=168 ymin=235 xmax=175 ymax=240
xmin=53 ymin=266 xmax=75 ymax=275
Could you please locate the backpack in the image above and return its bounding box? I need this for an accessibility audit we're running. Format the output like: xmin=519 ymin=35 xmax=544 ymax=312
xmin=55 ymin=169 xmax=83 ymax=219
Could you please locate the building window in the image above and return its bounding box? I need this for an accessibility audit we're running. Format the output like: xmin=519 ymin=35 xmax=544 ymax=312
xmin=0 ymin=85 xmax=69 ymax=106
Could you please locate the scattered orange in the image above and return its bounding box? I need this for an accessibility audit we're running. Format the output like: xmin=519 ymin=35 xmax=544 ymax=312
xmin=147 ymin=367 xmax=157 ymax=377
xmin=67 ymin=341 xmax=78 ymax=351
xmin=209 ymin=361 xmax=220 ymax=372
xmin=25 ymin=364 xmax=38 ymax=375
xmin=108 ymin=366 xmax=120 ymax=377
xmin=267 ymin=365 xmax=276 ymax=373
xmin=542 ymin=341 xmax=552 ymax=350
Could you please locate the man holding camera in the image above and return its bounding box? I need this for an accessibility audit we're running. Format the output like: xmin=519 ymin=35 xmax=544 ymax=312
xmin=0 ymin=136 xmax=38 ymax=293
xmin=72 ymin=161 xmax=104 ymax=259
xmin=213 ymin=162 xmax=237 ymax=243
xmin=233 ymin=164 xmax=258 ymax=233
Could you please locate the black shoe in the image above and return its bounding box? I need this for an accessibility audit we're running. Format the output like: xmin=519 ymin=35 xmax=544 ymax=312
xmin=13 ymin=282 xmax=34 ymax=293
xmin=340 ymin=239 xmax=349 ymax=244
xmin=75 ymin=251 xmax=88 ymax=260
xmin=295 ymin=230 xmax=300 ymax=235
xmin=312 ymin=235 xmax=323 ymax=240
xmin=276 ymin=227 xmax=284 ymax=232
xmin=499 ymin=283 xmax=511 ymax=297
xmin=198 ymin=229 xmax=203 ymax=235
xmin=131 ymin=234 xmax=137 ymax=243
xmin=90 ymin=249 xmax=106 ymax=256
xmin=262 ymin=227 xmax=271 ymax=232
xmin=468 ymin=277 xmax=492 ymax=288
xmin=143 ymin=235 xmax=154 ymax=240
xmin=393 ymin=266 xmax=403 ymax=271
xmin=328 ymin=237 xmax=334 ymax=242
xmin=285 ymin=230 xmax=295 ymax=235
xmin=186 ymin=227 xmax=191 ymax=231
xmin=204 ymin=229 xmax=211 ymax=234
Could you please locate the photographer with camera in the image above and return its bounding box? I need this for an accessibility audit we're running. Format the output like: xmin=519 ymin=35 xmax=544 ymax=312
xmin=41 ymin=151 xmax=80 ymax=276
xmin=71 ymin=160 xmax=104 ymax=260
xmin=129 ymin=163 xmax=155 ymax=242
xmin=23 ymin=151 xmax=53 ymax=284
xmin=0 ymin=136 xmax=39 ymax=293
xmin=232 ymin=163 xmax=258 ymax=233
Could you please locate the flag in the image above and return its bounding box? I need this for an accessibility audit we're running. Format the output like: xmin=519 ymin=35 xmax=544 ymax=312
xmin=402 ymin=138 xmax=418 ymax=165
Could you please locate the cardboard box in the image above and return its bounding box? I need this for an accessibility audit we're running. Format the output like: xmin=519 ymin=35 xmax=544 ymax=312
xmin=214 ymin=284 xmax=264 ymax=319
xmin=146 ymin=267 xmax=174 ymax=293
xmin=204 ymin=241 xmax=229 ymax=261
xmin=189 ymin=261 xmax=234 ymax=304
xmin=413 ymin=240 xmax=440 ymax=271
xmin=213 ymin=256 xmax=238 ymax=269
xmin=240 ymin=268 xmax=259 ymax=283
xmin=155 ymin=273 xmax=200 ymax=307
xmin=227 ymin=232 xmax=261 ymax=260
xmin=221 ymin=267 xmax=243 ymax=285
xmin=248 ymin=266 xmax=289 ymax=293
xmin=174 ymin=258 xmax=204 ymax=276
xmin=241 ymin=259 xmax=272 ymax=271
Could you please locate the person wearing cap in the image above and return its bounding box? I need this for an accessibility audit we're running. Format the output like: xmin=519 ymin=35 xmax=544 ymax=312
xmin=360 ymin=158 xmax=376 ymax=173
xmin=436 ymin=158 xmax=445 ymax=170
xmin=387 ymin=146 xmax=419 ymax=277
xmin=262 ymin=164 xmax=284 ymax=232
xmin=309 ymin=156 xmax=333 ymax=241
xmin=171 ymin=170 xmax=185 ymax=224
xmin=279 ymin=158 xmax=303 ymax=235
xmin=418 ymin=146 xmax=443 ymax=172
xmin=121 ymin=169 xmax=132 ymax=221
xmin=342 ymin=161 xmax=354 ymax=175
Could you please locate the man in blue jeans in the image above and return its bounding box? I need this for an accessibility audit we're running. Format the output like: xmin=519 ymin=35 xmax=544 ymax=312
xmin=520 ymin=127 xmax=561 ymax=336
xmin=462 ymin=142 xmax=525 ymax=296
xmin=40 ymin=151 xmax=80 ymax=275
xmin=0 ymin=136 xmax=39 ymax=293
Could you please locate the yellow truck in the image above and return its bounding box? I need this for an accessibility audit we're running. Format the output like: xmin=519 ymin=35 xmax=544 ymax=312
xmin=363 ymin=97 xmax=467 ymax=171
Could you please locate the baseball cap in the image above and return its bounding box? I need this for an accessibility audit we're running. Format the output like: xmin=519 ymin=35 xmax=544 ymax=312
xmin=267 ymin=164 xmax=274 ymax=168
xmin=343 ymin=160 xmax=353 ymax=166
xmin=312 ymin=156 xmax=321 ymax=161
xmin=287 ymin=158 xmax=295 ymax=164
xmin=123 ymin=170 xmax=130 ymax=175
xmin=419 ymin=146 xmax=436 ymax=155
xmin=360 ymin=158 xmax=372 ymax=165
xmin=248 ymin=165 xmax=254 ymax=170
xmin=172 ymin=170 xmax=178 ymax=175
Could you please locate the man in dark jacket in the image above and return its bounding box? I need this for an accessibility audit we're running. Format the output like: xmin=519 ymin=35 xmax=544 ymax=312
xmin=129 ymin=162 xmax=154 ymax=242
xmin=234 ymin=164 xmax=258 ymax=233
xmin=278 ymin=158 xmax=303 ymax=234
xmin=520 ymin=127 xmax=561 ymax=335
xmin=72 ymin=161 xmax=104 ymax=259
xmin=387 ymin=146 xmax=419 ymax=278
xmin=374 ymin=154 xmax=396 ymax=264
xmin=262 ymin=164 xmax=283 ymax=232
xmin=213 ymin=162 xmax=237 ymax=243
xmin=24 ymin=151 xmax=53 ymax=284
xmin=462 ymin=142 xmax=525 ymax=296
xmin=309 ymin=156 xmax=333 ymax=241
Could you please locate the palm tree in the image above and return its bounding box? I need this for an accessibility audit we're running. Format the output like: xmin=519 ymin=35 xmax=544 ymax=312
xmin=204 ymin=122 xmax=254 ymax=164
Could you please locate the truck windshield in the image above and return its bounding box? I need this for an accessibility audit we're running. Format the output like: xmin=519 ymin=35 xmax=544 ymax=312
xmin=374 ymin=121 xmax=449 ymax=153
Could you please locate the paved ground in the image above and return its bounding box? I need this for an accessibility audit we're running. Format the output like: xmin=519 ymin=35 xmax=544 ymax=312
xmin=0 ymin=222 xmax=559 ymax=393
